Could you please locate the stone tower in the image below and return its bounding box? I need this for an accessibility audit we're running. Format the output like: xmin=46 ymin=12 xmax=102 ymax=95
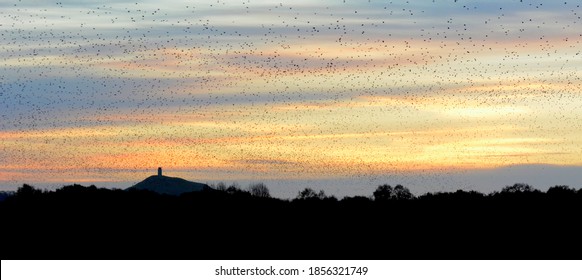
xmin=158 ymin=167 xmax=162 ymax=177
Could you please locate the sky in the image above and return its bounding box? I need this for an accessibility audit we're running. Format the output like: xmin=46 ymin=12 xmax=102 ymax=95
xmin=1 ymin=0 xmax=581 ymax=197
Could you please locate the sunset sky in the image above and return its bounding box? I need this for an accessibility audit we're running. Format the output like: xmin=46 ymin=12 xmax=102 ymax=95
xmin=1 ymin=0 xmax=581 ymax=197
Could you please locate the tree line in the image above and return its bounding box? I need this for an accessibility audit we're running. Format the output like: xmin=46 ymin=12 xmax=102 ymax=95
xmin=3 ymin=181 xmax=581 ymax=204
xmin=1 ymin=182 xmax=580 ymax=260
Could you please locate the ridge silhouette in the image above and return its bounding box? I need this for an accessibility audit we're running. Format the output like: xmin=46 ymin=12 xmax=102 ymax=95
xmin=124 ymin=167 xmax=212 ymax=196
xmin=127 ymin=175 xmax=212 ymax=195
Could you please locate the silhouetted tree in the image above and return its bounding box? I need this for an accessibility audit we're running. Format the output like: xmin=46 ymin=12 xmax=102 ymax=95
xmin=393 ymin=184 xmax=414 ymax=200
xmin=373 ymin=184 xmax=393 ymax=201
xmin=15 ymin=184 xmax=43 ymax=197
xmin=57 ymin=184 xmax=98 ymax=194
xmin=225 ymin=183 xmax=248 ymax=195
xmin=215 ymin=182 xmax=227 ymax=191
xmin=501 ymin=183 xmax=536 ymax=193
xmin=547 ymin=185 xmax=576 ymax=196
xmin=296 ymin=188 xmax=326 ymax=200
xmin=373 ymin=184 xmax=413 ymax=201
xmin=248 ymin=183 xmax=270 ymax=198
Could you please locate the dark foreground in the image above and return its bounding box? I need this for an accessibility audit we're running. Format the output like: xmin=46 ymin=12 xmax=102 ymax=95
xmin=1 ymin=184 xmax=581 ymax=259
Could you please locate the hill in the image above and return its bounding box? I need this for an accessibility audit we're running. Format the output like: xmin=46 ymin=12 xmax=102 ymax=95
xmin=126 ymin=174 xmax=211 ymax=195
xmin=0 ymin=191 xmax=14 ymax=202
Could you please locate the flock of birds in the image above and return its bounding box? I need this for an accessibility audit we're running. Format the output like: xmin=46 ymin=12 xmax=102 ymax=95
xmin=0 ymin=1 xmax=580 ymax=189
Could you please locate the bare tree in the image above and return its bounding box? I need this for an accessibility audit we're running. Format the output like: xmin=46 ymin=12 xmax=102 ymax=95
xmin=215 ymin=182 xmax=227 ymax=191
xmin=248 ymin=183 xmax=270 ymax=198
xmin=296 ymin=188 xmax=326 ymax=200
